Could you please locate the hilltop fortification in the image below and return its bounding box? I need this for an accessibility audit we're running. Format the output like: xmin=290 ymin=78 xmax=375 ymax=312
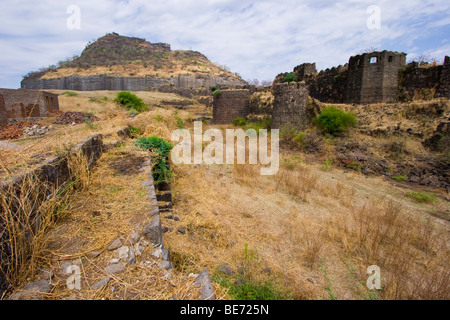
xmin=21 ymin=33 xmax=247 ymax=92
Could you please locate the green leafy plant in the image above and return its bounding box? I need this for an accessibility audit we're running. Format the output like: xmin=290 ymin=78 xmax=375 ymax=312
xmin=114 ymin=91 xmax=148 ymax=113
xmin=314 ymin=106 xmax=357 ymax=135
xmin=134 ymin=136 xmax=174 ymax=185
xmin=284 ymin=72 xmax=297 ymax=83
xmin=232 ymin=117 xmax=248 ymax=127
xmin=392 ymin=175 xmax=408 ymax=181
xmin=129 ymin=126 xmax=142 ymax=138
xmin=213 ymin=90 xmax=222 ymax=97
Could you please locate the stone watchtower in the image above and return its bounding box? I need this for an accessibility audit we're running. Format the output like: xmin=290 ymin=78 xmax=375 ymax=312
xmin=346 ymin=51 xmax=406 ymax=104
xmin=294 ymin=63 xmax=317 ymax=82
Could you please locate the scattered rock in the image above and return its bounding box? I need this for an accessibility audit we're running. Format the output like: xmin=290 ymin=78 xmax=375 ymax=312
xmin=105 ymin=263 xmax=125 ymax=275
xmin=158 ymin=261 xmax=173 ymax=270
xmin=131 ymin=232 xmax=141 ymax=245
xmin=194 ymin=269 xmax=215 ymax=300
xmin=178 ymin=226 xmax=186 ymax=235
xmin=108 ymin=238 xmax=123 ymax=251
xmin=128 ymin=247 xmax=136 ymax=266
xmin=88 ymin=251 xmax=101 ymax=259
xmin=118 ymin=246 xmax=130 ymax=261
xmin=142 ymin=215 xmax=162 ymax=247
xmin=217 ymin=262 xmax=232 ymax=276
xmin=53 ymin=112 xmax=100 ymax=125
xmin=92 ymin=277 xmax=111 ymax=290
xmin=234 ymin=279 xmax=244 ymax=285
xmin=307 ymin=277 xmax=316 ymax=284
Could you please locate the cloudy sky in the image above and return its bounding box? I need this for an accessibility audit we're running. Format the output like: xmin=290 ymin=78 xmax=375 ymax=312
xmin=0 ymin=0 xmax=449 ymax=88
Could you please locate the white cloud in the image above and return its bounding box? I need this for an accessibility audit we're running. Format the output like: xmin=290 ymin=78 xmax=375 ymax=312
xmin=0 ymin=0 xmax=449 ymax=88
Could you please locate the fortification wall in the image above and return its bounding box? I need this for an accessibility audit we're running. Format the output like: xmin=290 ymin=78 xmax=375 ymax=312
xmin=0 ymin=95 xmax=7 ymax=125
xmin=400 ymin=64 xmax=443 ymax=100
xmin=213 ymin=89 xmax=251 ymax=124
xmin=306 ymin=66 xmax=348 ymax=103
xmin=272 ymin=82 xmax=317 ymax=130
xmin=437 ymin=56 xmax=450 ymax=99
xmin=21 ymin=74 xmax=247 ymax=92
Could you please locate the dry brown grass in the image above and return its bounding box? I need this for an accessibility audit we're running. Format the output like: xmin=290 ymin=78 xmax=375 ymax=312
xmin=167 ymin=144 xmax=449 ymax=300
xmin=0 ymin=152 xmax=88 ymax=290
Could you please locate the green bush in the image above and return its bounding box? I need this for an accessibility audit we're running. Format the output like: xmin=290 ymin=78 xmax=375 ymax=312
xmin=284 ymin=72 xmax=297 ymax=83
xmin=114 ymin=91 xmax=148 ymax=113
xmin=232 ymin=117 xmax=248 ymax=127
xmin=314 ymin=107 xmax=357 ymax=135
xmin=134 ymin=136 xmax=174 ymax=184
xmin=293 ymin=132 xmax=306 ymax=144
xmin=213 ymin=90 xmax=222 ymax=97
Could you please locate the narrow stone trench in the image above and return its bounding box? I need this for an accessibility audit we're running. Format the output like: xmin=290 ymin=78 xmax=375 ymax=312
xmin=6 ymin=140 xmax=210 ymax=300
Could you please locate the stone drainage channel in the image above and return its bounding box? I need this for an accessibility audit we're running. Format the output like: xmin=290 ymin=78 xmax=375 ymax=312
xmin=1 ymin=127 xmax=215 ymax=300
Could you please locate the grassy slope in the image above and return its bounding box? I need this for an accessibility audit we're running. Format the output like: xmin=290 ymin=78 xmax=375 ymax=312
xmin=3 ymin=93 xmax=449 ymax=300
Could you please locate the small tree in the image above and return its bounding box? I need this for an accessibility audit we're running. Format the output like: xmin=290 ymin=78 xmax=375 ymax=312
xmin=284 ymin=72 xmax=297 ymax=83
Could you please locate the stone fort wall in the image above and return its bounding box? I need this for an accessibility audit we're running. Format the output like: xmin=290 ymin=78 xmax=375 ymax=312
xmin=213 ymin=89 xmax=251 ymax=124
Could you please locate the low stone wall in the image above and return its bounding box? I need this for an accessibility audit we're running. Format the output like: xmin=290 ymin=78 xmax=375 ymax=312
xmin=0 ymin=129 xmax=133 ymax=297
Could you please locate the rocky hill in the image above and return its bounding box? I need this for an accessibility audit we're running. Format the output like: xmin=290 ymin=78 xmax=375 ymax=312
xmin=21 ymin=33 xmax=247 ymax=91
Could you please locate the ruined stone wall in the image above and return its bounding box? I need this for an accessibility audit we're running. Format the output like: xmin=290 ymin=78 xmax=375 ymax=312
xmin=213 ymin=89 xmax=251 ymax=124
xmin=437 ymin=56 xmax=450 ymax=99
xmin=305 ymin=66 xmax=348 ymax=103
xmin=21 ymin=74 xmax=247 ymax=92
xmin=0 ymin=89 xmax=59 ymax=120
xmin=272 ymin=82 xmax=317 ymax=130
xmin=294 ymin=63 xmax=317 ymax=81
xmin=0 ymin=95 xmax=7 ymax=126
xmin=399 ymin=64 xmax=443 ymax=101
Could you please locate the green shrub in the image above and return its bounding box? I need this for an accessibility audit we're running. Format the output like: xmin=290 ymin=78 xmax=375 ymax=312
xmin=114 ymin=91 xmax=148 ymax=113
xmin=232 ymin=117 xmax=248 ymax=127
xmin=392 ymin=175 xmax=408 ymax=181
xmin=134 ymin=136 xmax=174 ymax=184
xmin=129 ymin=126 xmax=142 ymax=138
xmin=248 ymin=117 xmax=272 ymax=131
xmin=293 ymin=132 xmax=306 ymax=144
xmin=314 ymin=107 xmax=357 ymax=135
xmin=284 ymin=72 xmax=297 ymax=83
xmin=213 ymin=90 xmax=222 ymax=97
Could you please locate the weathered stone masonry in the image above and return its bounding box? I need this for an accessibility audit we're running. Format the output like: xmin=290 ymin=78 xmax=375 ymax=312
xmin=278 ymin=51 xmax=450 ymax=104
xmin=0 ymin=89 xmax=59 ymax=121
xmin=272 ymin=82 xmax=319 ymax=131
xmin=0 ymin=95 xmax=7 ymax=126
xmin=213 ymin=89 xmax=251 ymax=124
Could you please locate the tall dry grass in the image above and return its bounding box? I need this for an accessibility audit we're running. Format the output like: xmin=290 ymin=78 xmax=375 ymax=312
xmin=0 ymin=151 xmax=90 ymax=291
xmin=326 ymin=198 xmax=449 ymax=300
